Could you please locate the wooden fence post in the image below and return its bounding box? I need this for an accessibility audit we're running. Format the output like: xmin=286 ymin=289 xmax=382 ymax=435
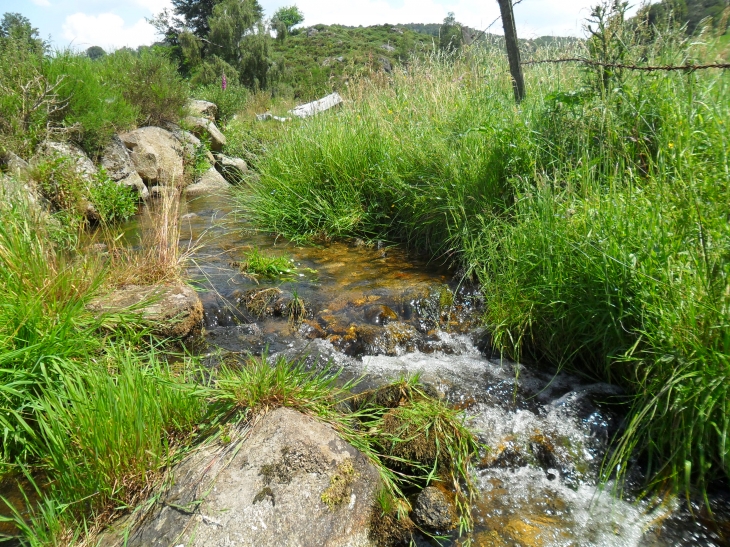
xmin=497 ymin=0 xmax=526 ymax=103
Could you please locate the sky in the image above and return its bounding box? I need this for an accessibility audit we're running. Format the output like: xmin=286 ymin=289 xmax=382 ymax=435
xmin=3 ymin=0 xmax=646 ymax=51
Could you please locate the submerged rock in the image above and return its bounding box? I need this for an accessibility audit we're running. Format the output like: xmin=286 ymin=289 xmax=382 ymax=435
xmin=413 ymin=486 xmax=457 ymax=531
xmin=112 ymin=407 xmax=380 ymax=547
xmin=88 ymin=283 xmax=203 ymax=338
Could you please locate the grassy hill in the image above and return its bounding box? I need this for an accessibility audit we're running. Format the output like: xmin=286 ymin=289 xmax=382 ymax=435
xmin=269 ymin=24 xmax=433 ymax=100
xmin=268 ymin=23 xmax=580 ymax=101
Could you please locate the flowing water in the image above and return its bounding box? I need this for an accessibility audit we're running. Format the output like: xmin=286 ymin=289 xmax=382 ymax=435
xmin=177 ymin=192 xmax=730 ymax=546
xmin=2 ymin=191 xmax=728 ymax=545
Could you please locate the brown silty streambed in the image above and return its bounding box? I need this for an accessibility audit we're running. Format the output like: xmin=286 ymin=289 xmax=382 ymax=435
xmin=2 ymin=190 xmax=729 ymax=545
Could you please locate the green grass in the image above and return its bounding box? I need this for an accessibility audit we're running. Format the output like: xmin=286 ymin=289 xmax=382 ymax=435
xmin=238 ymin=247 xmax=297 ymax=278
xmin=240 ymin=33 xmax=730 ymax=498
xmin=210 ymin=356 xmax=480 ymax=539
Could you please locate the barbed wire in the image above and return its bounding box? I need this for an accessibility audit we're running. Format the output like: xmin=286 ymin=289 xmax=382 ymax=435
xmin=521 ymin=57 xmax=730 ymax=72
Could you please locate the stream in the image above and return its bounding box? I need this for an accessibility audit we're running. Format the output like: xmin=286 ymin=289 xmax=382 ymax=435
xmin=178 ymin=191 xmax=730 ymax=547
xmin=2 ymin=190 xmax=729 ymax=545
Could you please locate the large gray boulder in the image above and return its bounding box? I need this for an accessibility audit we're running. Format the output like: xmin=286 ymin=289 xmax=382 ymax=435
xmin=88 ymin=283 xmax=203 ymax=338
xmin=166 ymin=125 xmax=216 ymax=165
xmin=0 ymin=151 xmax=30 ymax=179
xmin=111 ymin=407 xmax=380 ymax=547
xmin=118 ymin=127 xmax=185 ymax=186
xmin=31 ymin=141 xmax=97 ymax=180
xmin=184 ymin=116 xmax=227 ymax=152
xmin=184 ymin=166 xmax=231 ymax=197
xmin=214 ymin=152 xmax=247 ymax=183
xmin=187 ymin=99 xmax=218 ymax=121
xmin=101 ymin=136 xmax=149 ymax=200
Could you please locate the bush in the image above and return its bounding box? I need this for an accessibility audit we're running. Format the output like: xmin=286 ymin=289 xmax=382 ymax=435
xmin=44 ymin=52 xmax=138 ymax=157
xmin=103 ymin=48 xmax=189 ymax=127
xmin=192 ymin=82 xmax=249 ymax=122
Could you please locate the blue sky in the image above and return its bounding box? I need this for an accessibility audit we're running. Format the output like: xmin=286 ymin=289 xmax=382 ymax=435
xmin=6 ymin=0 xmax=644 ymax=51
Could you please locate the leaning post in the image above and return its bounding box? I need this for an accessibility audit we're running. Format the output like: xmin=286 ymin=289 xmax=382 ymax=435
xmin=496 ymin=0 xmax=526 ymax=103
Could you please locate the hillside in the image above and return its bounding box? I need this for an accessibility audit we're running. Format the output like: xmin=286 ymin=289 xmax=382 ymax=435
xmin=269 ymin=24 xmax=432 ymax=100
xmin=268 ymin=23 xmax=578 ymax=100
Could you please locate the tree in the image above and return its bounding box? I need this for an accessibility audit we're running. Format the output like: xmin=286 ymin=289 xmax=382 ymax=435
xmin=85 ymin=46 xmax=106 ymax=60
xmin=271 ymin=5 xmax=304 ymax=41
xmin=439 ymin=12 xmax=463 ymax=52
xmin=0 ymin=12 xmax=45 ymax=54
xmin=170 ymin=0 xmax=221 ymax=37
xmin=496 ymin=0 xmax=525 ymax=103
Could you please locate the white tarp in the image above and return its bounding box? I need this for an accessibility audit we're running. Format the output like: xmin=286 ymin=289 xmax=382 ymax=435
xmin=289 ymin=92 xmax=343 ymax=119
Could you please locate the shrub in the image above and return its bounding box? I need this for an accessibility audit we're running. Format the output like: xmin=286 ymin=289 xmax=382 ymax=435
xmin=43 ymin=51 xmax=138 ymax=157
xmin=192 ymin=82 xmax=249 ymax=122
xmin=103 ymin=48 xmax=189 ymax=127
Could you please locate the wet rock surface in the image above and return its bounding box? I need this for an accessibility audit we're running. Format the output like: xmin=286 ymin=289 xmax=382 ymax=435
xmin=413 ymin=486 xmax=457 ymax=531
xmin=107 ymin=192 xmax=730 ymax=546
xmin=109 ymin=408 xmax=380 ymax=547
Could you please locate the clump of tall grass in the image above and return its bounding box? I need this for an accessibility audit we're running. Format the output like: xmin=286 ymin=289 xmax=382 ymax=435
xmin=241 ymin=29 xmax=730 ymax=497
xmin=212 ymin=356 xmax=480 ymax=539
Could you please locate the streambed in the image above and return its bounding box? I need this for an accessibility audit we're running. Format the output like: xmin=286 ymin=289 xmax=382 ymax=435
xmin=177 ymin=192 xmax=729 ymax=547
xmin=1 ymin=191 xmax=727 ymax=545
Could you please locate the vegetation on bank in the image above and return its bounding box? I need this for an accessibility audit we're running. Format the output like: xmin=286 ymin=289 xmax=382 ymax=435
xmin=241 ymin=5 xmax=730 ymax=498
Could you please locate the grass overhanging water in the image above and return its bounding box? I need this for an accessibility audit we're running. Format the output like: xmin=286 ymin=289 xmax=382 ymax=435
xmin=240 ymin=31 xmax=730 ymax=498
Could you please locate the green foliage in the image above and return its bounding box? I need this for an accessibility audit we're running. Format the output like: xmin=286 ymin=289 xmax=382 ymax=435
xmin=88 ymin=169 xmax=138 ymax=224
xmin=32 ymin=157 xmax=137 ymax=226
xmin=269 ymin=24 xmax=431 ymax=100
xmin=43 ymin=52 xmax=138 ymax=156
xmin=0 ymin=34 xmax=187 ymax=158
xmin=104 ymin=48 xmax=189 ymax=127
xmin=641 ymin=0 xmax=730 ymax=34
xmin=192 ymin=82 xmax=249 ymax=122
xmin=241 ymin=34 xmax=730 ymax=498
xmin=272 ymin=5 xmax=304 ymax=41
xmin=238 ymin=247 xmax=296 ymax=278
xmin=84 ymin=46 xmax=106 ymax=60
xmin=439 ymin=12 xmax=463 ymax=52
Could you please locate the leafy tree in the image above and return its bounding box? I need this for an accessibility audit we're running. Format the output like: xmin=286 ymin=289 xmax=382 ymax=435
xmin=439 ymin=12 xmax=462 ymax=52
xmin=170 ymin=0 xmax=221 ymax=37
xmin=85 ymin=46 xmax=106 ymax=60
xmin=0 ymin=12 xmax=45 ymax=54
xmin=271 ymin=5 xmax=304 ymax=41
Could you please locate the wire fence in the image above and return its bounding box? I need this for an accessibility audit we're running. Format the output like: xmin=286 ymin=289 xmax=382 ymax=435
xmin=521 ymin=58 xmax=730 ymax=72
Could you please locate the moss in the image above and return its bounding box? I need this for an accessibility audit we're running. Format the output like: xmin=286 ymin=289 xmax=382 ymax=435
xmin=320 ymin=458 xmax=358 ymax=510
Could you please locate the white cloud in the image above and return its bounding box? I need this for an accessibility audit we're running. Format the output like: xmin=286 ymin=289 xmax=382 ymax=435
xmin=31 ymin=0 xmax=52 ymax=6
xmin=62 ymin=12 xmax=157 ymax=49
xmin=132 ymin=0 xmax=173 ymax=15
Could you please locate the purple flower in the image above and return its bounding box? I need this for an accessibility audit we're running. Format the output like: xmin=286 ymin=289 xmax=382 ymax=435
xmin=222 ymin=72 xmax=227 ymax=91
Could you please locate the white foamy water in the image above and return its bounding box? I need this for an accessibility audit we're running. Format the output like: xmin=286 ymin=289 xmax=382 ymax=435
xmin=318 ymin=335 xmax=674 ymax=546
